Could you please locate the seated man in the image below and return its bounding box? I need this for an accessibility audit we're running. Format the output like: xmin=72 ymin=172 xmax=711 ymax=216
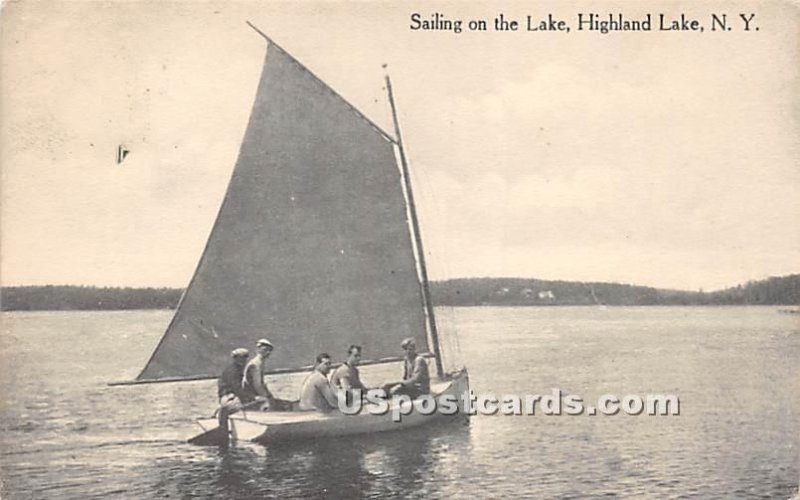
xmin=385 ymin=337 xmax=430 ymax=399
xmin=243 ymin=338 xmax=294 ymax=411
xmin=298 ymin=353 xmax=341 ymax=412
xmin=330 ymin=344 xmax=368 ymax=403
xmin=217 ymin=348 xmax=255 ymax=429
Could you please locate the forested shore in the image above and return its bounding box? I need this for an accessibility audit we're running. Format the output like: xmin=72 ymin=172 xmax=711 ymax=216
xmin=2 ymin=274 xmax=798 ymax=311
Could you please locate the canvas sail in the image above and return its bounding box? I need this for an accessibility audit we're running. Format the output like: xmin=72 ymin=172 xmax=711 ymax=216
xmin=137 ymin=42 xmax=430 ymax=381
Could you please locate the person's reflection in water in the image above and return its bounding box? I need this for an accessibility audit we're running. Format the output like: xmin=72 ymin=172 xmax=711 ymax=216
xmin=365 ymin=423 xmax=460 ymax=497
xmin=264 ymin=421 xmax=469 ymax=498
xmin=174 ymin=420 xmax=470 ymax=498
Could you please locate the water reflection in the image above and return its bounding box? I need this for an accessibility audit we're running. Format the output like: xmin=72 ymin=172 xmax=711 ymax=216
xmin=166 ymin=420 xmax=471 ymax=498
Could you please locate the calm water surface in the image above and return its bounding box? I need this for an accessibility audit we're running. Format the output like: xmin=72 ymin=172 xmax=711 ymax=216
xmin=1 ymin=307 xmax=798 ymax=498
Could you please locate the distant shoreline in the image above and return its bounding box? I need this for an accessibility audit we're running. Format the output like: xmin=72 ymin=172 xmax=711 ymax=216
xmin=2 ymin=275 xmax=798 ymax=311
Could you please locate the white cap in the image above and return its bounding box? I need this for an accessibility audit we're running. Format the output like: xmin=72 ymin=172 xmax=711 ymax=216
xmin=401 ymin=337 xmax=416 ymax=349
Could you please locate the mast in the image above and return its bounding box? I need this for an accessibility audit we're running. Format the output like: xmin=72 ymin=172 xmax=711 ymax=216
xmin=385 ymin=70 xmax=445 ymax=379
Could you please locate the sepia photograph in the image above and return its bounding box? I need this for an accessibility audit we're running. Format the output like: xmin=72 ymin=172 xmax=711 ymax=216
xmin=1 ymin=1 xmax=798 ymax=498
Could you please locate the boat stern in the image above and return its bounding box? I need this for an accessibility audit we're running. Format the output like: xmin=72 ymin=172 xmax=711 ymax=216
xmin=188 ymin=415 xmax=270 ymax=445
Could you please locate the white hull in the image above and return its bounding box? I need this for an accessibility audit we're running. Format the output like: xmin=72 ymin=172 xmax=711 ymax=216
xmin=191 ymin=369 xmax=469 ymax=445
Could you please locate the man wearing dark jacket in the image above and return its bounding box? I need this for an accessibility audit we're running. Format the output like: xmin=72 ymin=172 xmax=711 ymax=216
xmin=217 ymin=348 xmax=254 ymax=429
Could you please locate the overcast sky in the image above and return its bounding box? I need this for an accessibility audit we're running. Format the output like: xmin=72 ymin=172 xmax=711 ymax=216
xmin=2 ymin=1 xmax=798 ymax=291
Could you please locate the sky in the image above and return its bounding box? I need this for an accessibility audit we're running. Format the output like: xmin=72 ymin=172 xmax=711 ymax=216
xmin=1 ymin=1 xmax=799 ymax=291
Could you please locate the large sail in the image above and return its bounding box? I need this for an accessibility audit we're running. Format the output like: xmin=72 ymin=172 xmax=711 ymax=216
xmin=137 ymin=41 xmax=430 ymax=381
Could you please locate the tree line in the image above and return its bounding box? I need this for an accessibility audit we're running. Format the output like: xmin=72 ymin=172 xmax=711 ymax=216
xmin=1 ymin=286 xmax=182 ymax=311
xmin=1 ymin=274 xmax=798 ymax=311
xmin=429 ymin=274 xmax=800 ymax=307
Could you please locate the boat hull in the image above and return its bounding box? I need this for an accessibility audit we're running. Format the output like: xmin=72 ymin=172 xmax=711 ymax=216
xmin=191 ymin=369 xmax=470 ymax=445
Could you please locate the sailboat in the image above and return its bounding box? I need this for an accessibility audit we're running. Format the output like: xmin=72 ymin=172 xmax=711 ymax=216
xmin=114 ymin=23 xmax=470 ymax=444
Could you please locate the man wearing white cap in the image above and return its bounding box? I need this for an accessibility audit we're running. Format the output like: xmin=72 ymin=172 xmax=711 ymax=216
xmin=243 ymin=338 xmax=293 ymax=411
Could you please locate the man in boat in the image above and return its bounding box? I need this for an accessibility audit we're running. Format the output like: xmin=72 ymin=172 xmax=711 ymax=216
xmin=242 ymin=338 xmax=293 ymax=411
xmin=217 ymin=348 xmax=255 ymax=428
xmin=385 ymin=337 xmax=430 ymax=399
xmin=298 ymin=353 xmax=341 ymax=412
xmin=330 ymin=344 xmax=368 ymax=403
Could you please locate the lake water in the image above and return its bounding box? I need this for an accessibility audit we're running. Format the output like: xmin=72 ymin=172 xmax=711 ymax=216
xmin=0 ymin=307 xmax=797 ymax=498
